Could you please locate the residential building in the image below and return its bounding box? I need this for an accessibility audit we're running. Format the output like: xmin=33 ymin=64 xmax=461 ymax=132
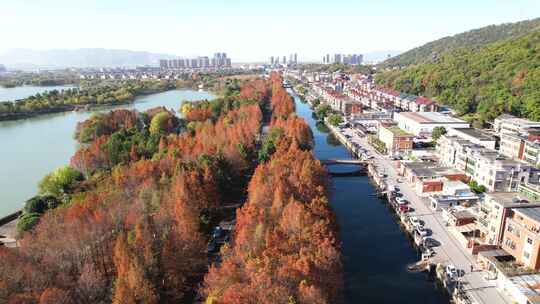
xmin=500 ymin=132 xmax=525 ymax=160
xmin=476 ymin=192 xmax=540 ymax=246
xmin=523 ymin=139 xmax=540 ymax=167
xmin=393 ymin=112 xmax=470 ymax=137
xmin=501 ymin=207 xmax=540 ymax=270
xmin=447 ymin=128 xmax=497 ymax=150
xmin=494 ymin=114 xmax=540 ymax=135
xmin=377 ymin=124 xmax=414 ymax=155
xmin=437 ymin=135 xmax=531 ymax=192
xmin=430 ymin=180 xmax=479 ymax=210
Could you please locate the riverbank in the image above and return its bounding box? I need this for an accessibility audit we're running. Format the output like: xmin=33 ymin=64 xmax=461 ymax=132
xmin=0 ymin=86 xmax=176 ymax=122
xmin=321 ymin=111 xmax=511 ymax=304
xmin=0 ymin=89 xmax=216 ymax=218
xmin=292 ymin=91 xmax=450 ymax=303
xmin=0 ymin=211 xmax=19 ymax=247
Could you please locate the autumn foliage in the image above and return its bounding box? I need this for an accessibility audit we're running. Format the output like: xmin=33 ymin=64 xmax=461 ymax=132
xmin=203 ymin=73 xmax=343 ymax=304
xmin=0 ymin=74 xmax=343 ymax=304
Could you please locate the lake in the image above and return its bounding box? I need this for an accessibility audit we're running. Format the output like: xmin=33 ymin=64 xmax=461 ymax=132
xmin=292 ymin=92 xmax=449 ymax=303
xmin=0 ymin=89 xmax=214 ymax=216
xmin=0 ymin=85 xmax=77 ymax=102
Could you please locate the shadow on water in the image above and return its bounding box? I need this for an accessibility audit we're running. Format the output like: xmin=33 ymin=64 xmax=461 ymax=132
xmin=291 ymin=91 xmax=449 ymax=304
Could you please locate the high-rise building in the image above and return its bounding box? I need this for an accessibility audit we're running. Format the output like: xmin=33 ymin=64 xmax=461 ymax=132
xmin=282 ymin=56 xmax=286 ymax=64
xmin=159 ymin=53 xmax=231 ymax=69
xmin=270 ymin=56 xmax=274 ymax=65
xmin=159 ymin=59 xmax=168 ymax=69
xmin=293 ymin=53 xmax=297 ymax=64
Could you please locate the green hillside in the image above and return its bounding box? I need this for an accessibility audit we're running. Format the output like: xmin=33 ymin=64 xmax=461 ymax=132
xmin=376 ymin=31 xmax=540 ymax=126
xmin=381 ymin=18 xmax=540 ymax=69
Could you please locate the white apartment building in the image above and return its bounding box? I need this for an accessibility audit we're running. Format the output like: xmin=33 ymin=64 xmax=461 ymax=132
xmin=494 ymin=114 xmax=540 ymax=135
xmin=394 ymin=112 xmax=469 ymax=137
xmin=437 ymin=135 xmax=531 ymax=192
xmin=447 ymin=127 xmax=496 ymax=150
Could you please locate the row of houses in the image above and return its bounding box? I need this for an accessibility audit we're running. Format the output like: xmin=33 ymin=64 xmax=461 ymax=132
xmin=292 ymin=67 xmax=540 ymax=303
xmin=344 ymin=75 xmax=439 ymax=113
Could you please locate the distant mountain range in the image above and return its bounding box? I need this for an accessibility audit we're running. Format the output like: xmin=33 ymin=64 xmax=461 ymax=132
xmin=0 ymin=48 xmax=178 ymax=70
xmin=381 ymin=17 xmax=540 ymax=68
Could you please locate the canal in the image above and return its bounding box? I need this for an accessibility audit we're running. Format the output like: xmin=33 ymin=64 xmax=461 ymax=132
xmin=0 ymin=89 xmax=214 ymax=216
xmin=293 ymin=93 xmax=449 ymax=303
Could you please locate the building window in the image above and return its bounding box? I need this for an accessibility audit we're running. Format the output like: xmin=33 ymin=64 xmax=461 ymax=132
xmin=527 ymin=238 xmax=533 ymax=245
xmin=524 ymin=252 xmax=530 ymax=259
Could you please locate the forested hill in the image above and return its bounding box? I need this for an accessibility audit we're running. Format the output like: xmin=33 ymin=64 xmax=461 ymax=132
xmin=381 ymin=17 xmax=540 ymax=69
xmin=375 ymin=31 xmax=540 ymax=126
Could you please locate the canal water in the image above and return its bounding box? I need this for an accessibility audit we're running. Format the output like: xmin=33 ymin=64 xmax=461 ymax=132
xmin=0 ymin=85 xmax=77 ymax=102
xmin=0 ymin=89 xmax=214 ymax=216
xmin=293 ymin=94 xmax=449 ymax=303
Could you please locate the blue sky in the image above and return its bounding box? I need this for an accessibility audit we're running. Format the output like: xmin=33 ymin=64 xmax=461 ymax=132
xmin=1 ymin=0 xmax=539 ymax=62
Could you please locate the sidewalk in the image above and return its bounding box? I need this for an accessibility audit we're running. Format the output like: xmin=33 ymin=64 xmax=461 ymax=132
xmin=341 ymin=127 xmax=513 ymax=304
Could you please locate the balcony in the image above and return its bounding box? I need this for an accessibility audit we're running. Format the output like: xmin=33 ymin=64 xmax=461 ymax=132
xmin=478 ymin=217 xmax=490 ymax=229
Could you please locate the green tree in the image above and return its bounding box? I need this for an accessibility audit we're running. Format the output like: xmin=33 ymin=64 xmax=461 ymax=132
xmin=431 ymin=126 xmax=447 ymax=142
xmin=38 ymin=166 xmax=83 ymax=197
xmin=315 ymin=104 xmax=331 ymax=120
xmin=327 ymin=113 xmax=343 ymax=126
xmin=149 ymin=112 xmax=171 ymax=135
xmin=16 ymin=212 xmax=41 ymax=234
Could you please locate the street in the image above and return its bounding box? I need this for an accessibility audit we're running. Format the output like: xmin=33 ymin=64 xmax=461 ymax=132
xmin=337 ymin=126 xmax=513 ymax=304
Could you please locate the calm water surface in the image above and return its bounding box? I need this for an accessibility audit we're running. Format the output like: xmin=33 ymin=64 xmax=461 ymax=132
xmin=293 ymin=93 xmax=449 ymax=304
xmin=0 ymin=85 xmax=77 ymax=102
xmin=0 ymin=89 xmax=213 ymax=216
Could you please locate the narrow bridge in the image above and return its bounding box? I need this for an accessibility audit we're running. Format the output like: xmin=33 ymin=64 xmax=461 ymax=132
xmin=320 ymin=159 xmax=368 ymax=166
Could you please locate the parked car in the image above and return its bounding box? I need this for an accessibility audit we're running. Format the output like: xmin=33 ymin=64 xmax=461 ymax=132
xmin=446 ymin=264 xmax=458 ymax=279
xmin=422 ymin=248 xmax=435 ymax=260
xmin=207 ymin=240 xmax=219 ymax=254
xmin=396 ymin=197 xmax=408 ymax=205
xmin=409 ymin=216 xmax=423 ymax=228
xmin=416 ymin=226 xmax=428 ymax=237
xmin=212 ymin=226 xmax=223 ymax=239
xmin=399 ymin=205 xmax=410 ymax=213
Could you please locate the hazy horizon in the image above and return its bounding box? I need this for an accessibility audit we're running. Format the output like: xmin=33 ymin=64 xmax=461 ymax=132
xmin=1 ymin=0 xmax=539 ymax=63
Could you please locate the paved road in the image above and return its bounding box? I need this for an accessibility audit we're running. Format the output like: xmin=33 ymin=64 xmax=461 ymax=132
xmin=337 ymin=126 xmax=513 ymax=304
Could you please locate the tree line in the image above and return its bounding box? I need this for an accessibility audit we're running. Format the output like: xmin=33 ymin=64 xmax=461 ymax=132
xmin=0 ymin=72 xmax=343 ymax=303
xmin=376 ymin=31 xmax=540 ymax=126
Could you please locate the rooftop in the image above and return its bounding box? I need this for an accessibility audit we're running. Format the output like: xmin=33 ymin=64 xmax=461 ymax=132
xmin=485 ymin=192 xmax=540 ymax=208
xmin=384 ymin=125 xmax=414 ymax=137
xmin=515 ymin=207 xmax=540 ymax=223
xmin=397 ymin=112 xmax=469 ymax=125
xmin=449 ymin=128 xmax=496 ymax=142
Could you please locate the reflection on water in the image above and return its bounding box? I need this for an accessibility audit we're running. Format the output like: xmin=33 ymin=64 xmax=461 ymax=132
xmin=0 ymin=85 xmax=77 ymax=102
xmin=0 ymin=89 xmax=214 ymax=216
xmin=292 ymin=91 xmax=449 ymax=304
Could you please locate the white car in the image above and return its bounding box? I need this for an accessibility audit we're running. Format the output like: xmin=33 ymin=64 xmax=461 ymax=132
xmin=409 ymin=216 xmax=423 ymax=228
xmin=396 ymin=197 xmax=408 ymax=205
xmin=446 ymin=264 xmax=458 ymax=279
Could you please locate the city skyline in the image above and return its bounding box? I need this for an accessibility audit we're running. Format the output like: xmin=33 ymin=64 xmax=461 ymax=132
xmin=1 ymin=0 xmax=539 ymax=62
